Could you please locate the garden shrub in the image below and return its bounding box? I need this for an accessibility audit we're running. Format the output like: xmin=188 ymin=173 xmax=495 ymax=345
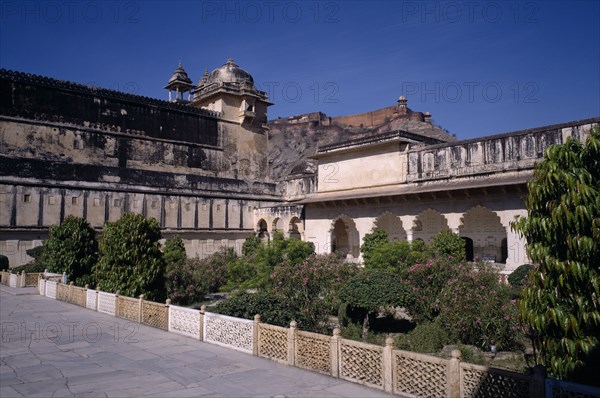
xmin=0 ymin=254 xmax=8 ymax=269
xmin=438 ymin=263 xmax=521 ymax=351
xmin=43 ymin=216 xmax=98 ymax=286
xmin=166 ymin=247 xmax=235 ymax=305
xmin=94 ymin=213 xmax=165 ymax=301
xmin=427 ymin=230 xmax=465 ymax=261
xmin=163 ymin=236 xmax=187 ymax=272
xmin=395 ymin=319 xmax=448 ymax=353
xmin=406 ymin=257 xmax=468 ymax=322
xmin=507 ymin=263 xmax=534 ymax=288
xmin=214 ymin=291 xmax=298 ymax=328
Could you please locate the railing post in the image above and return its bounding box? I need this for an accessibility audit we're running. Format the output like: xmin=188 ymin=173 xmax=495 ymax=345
xmin=62 ymin=272 xmax=67 ymax=284
xmin=331 ymin=327 xmax=340 ymax=378
xmin=165 ymin=299 xmax=171 ymax=330
xmin=138 ymin=294 xmax=144 ymax=323
xmin=253 ymin=314 xmax=261 ymax=356
xmin=199 ymin=305 xmax=206 ymax=342
xmin=115 ymin=290 xmax=120 ymax=315
xmin=20 ymin=271 xmax=26 ymax=287
xmin=288 ymin=320 xmax=297 ymax=366
xmin=383 ymin=337 xmax=394 ymax=393
xmin=69 ymin=281 xmax=74 ymax=303
xmin=95 ymin=287 xmax=99 ymax=311
xmin=529 ymin=365 xmax=546 ymax=398
xmin=448 ymin=349 xmax=462 ymax=398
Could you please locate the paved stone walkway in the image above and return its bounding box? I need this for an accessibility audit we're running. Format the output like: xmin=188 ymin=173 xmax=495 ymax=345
xmin=0 ymin=288 xmax=394 ymax=397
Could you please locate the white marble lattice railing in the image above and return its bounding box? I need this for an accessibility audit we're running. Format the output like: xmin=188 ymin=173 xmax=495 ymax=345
xmin=45 ymin=280 xmax=57 ymax=299
xmin=97 ymin=292 xmax=116 ymax=316
xmin=203 ymin=311 xmax=254 ymax=354
xmin=168 ymin=305 xmax=202 ymax=340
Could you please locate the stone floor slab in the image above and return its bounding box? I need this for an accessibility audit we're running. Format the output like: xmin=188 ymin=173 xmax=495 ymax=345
xmin=1 ymin=291 xmax=396 ymax=397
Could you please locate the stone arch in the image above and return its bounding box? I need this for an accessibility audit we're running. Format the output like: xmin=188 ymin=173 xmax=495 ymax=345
xmin=459 ymin=206 xmax=507 ymax=263
xmin=373 ymin=211 xmax=407 ymax=241
xmin=412 ymin=209 xmax=450 ymax=243
xmin=329 ymin=214 xmax=360 ymax=259
xmin=288 ymin=216 xmax=303 ymax=240
xmin=272 ymin=217 xmax=284 ymax=233
xmin=256 ymin=218 xmax=269 ymax=241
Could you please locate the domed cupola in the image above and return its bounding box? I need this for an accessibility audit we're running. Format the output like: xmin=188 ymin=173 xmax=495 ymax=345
xmin=206 ymin=58 xmax=254 ymax=86
xmin=164 ymin=62 xmax=193 ymax=102
xmin=191 ymin=58 xmax=272 ymax=124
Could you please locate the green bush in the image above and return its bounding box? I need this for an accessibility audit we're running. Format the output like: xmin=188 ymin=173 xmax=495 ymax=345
xmin=406 ymin=257 xmax=467 ymax=322
xmin=43 ymin=216 xmax=98 ymax=286
xmin=0 ymin=254 xmax=8 ymax=269
xmin=268 ymin=253 xmax=358 ymax=332
xmin=340 ymin=268 xmax=413 ymax=340
xmin=395 ymin=320 xmax=448 ymax=353
xmin=360 ymin=229 xmax=389 ymax=265
xmin=214 ymin=291 xmax=297 ymax=328
xmin=438 ymin=263 xmax=521 ymax=351
xmin=94 ymin=213 xmax=165 ymax=301
xmin=242 ymin=235 xmax=263 ymax=256
xmin=10 ymin=261 xmax=45 ymax=274
xmin=26 ymin=245 xmax=44 ymax=259
xmin=166 ymin=247 xmax=235 ymax=305
xmin=427 ymin=230 xmax=465 ymax=261
xmin=507 ymin=264 xmax=534 ymax=288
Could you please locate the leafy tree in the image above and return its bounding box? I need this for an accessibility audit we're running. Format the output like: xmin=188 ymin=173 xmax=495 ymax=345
xmin=43 ymin=216 xmax=98 ymax=286
xmin=94 ymin=213 xmax=165 ymax=301
xmin=513 ymin=128 xmax=600 ymax=382
xmin=0 ymin=254 xmax=8 ymax=269
xmin=339 ymin=268 xmax=413 ymax=340
xmin=427 ymin=230 xmax=465 ymax=261
xmin=163 ymin=236 xmax=187 ymax=272
xmin=360 ymin=229 xmax=389 ymax=265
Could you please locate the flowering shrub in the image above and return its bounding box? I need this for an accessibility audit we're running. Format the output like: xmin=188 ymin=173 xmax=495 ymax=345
xmin=438 ymin=263 xmax=521 ymax=351
xmin=268 ymin=253 xmax=358 ymax=332
xmin=165 ymin=247 xmax=235 ymax=305
xmin=406 ymin=257 xmax=466 ymax=322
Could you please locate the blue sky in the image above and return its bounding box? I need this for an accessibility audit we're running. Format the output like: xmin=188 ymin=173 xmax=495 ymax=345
xmin=1 ymin=1 xmax=598 ymax=139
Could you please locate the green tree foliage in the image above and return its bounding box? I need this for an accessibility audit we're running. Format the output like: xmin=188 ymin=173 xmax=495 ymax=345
xmin=427 ymin=230 xmax=465 ymax=261
xmin=360 ymin=229 xmax=389 ymax=265
xmin=163 ymin=236 xmax=187 ymax=272
xmin=513 ymin=128 xmax=600 ymax=381
xmin=94 ymin=213 xmax=165 ymax=301
xmin=43 ymin=216 xmax=98 ymax=286
xmin=0 ymin=254 xmax=9 ymax=269
xmin=438 ymin=263 xmax=521 ymax=351
xmin=224 ymin=233 xmax=315 ymax=291
xmin=339 ymin=268 xmax=413 ymax=340
xmin=166 ymin=247 xmax=235 ymax=305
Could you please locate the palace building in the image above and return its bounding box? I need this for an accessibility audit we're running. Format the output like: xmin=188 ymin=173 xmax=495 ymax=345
xmin=1 ymin=61 xmax=598 ymax=275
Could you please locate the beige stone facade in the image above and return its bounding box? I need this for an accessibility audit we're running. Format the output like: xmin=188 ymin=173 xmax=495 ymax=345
xmin=1 ymin=64 xmax=598 ymax=273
